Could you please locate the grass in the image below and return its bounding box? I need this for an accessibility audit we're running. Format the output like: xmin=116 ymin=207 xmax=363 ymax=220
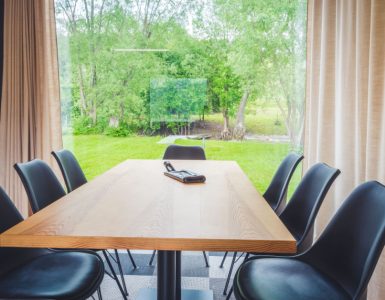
xmin=205 ymin=107 xmax=286 ymax=136
xmin=64 ymin=134 xmax=301 ymax=196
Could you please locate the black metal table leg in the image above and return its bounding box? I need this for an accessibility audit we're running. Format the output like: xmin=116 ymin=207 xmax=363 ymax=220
xmin=157 ymin=250 xmax=176 ymax=300
xmin=176 ymin=251 xmax=181 ymax=300
xmin=137 ymin=250 xmax=212 ymax=300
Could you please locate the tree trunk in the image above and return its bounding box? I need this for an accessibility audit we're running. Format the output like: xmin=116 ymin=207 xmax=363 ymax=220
xmin=275 ymin=96 xmax=304 ymax=150
xmin=221 ymin=109 xmax=231 ymax=140
xmin=91 ymin=101 xmax=97 ymax=124
xmin=78 ymin=65 xmax=87 ymax=116
xmin=233 ymin=90 xmax=249 ymax=140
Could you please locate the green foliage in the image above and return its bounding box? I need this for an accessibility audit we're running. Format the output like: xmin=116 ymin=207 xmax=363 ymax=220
xmin=150 ymin=78 xmax=207 ymax=122
xmin=105 ymin=125 xmax=133 ymax=137
xmin=55 ymin=0 xmax=307 ymax=141
xmin=72 ymin=116 xmax=97 ymax=135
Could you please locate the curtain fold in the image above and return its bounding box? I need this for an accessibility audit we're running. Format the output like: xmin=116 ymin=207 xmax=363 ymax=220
xmin=0 ymin=0 xmax=62 ymax=217
xmin=305 ymin=0 xmax=385 ymax=298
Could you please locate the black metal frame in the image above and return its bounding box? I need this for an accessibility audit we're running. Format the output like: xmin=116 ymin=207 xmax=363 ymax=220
xmin=222 ymin=252 xmax=249 ymax=296
xmin=104 ymin=249 xmax=137 ymax=296
xmin=157 ymin=250 xmax=181 ymax=300
xmin=102 ymin=250 xmax=128 ymax=300
xmin=149 ymin=250 xmax=209 ymax=268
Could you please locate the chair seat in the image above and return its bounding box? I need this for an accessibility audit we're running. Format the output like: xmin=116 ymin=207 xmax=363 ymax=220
xmin=234 ymin=257 xmax=350 ymax=300
xmin=0 ymin=251 xmax=104 ymax=300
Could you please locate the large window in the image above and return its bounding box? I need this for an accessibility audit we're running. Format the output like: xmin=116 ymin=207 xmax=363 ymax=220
xmin=55 ymin=0 xmax=307 ymax=193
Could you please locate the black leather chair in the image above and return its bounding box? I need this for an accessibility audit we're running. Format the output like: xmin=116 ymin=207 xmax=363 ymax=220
xmin=51 ymin=149 xmax=87 ymax=192
xmin=149 ymin=144 xmax=210 ymax=267
xmin=234 ymin=181 xmax=385 ymax=300
xmin=224 ymin=162 xmax=340 ymax=297
xmin=51 ymin=149 xmax=137 ymax=295
xmin=163 ymin=144 xmax=206 ymax=160
xmin=14 ymin=159 xmax=128 ymax=299
xmin=0 ymin=186 xmax=104 ymax=299
xmin=219 ymin=153 xmax=304 ymax=269
xmin=263 ymin=153 xmax=304 ymax=214
xmin=14 ymin=159 xmax=66 ymax=213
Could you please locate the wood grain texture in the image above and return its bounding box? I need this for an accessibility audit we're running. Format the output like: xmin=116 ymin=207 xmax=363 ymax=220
xmin=0 ymin=160 xmax=296 ymax=253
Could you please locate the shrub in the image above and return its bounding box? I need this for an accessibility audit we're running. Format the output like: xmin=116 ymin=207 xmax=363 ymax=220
xmin=105 ymin=125 xmax=133 ymax=137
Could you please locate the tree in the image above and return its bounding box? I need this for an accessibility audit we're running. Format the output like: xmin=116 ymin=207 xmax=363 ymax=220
xmin=208 ymin=44 xmax=241 ymax=140
xmin=55 ymin=0 xmax=306 ymax=143
xmin=56 ymin=0 xmax=115 ymax=124
xmin=212 ymin=0 xmax=307 ymax=145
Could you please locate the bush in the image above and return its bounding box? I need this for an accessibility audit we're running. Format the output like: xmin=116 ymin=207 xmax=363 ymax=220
xmin=72 ymin=116 xmax=108 ymax=135
xmin=105 ymin=125 xmax=133 ymax=137
xmin=72 ymin=116 xmax=96 ymax=135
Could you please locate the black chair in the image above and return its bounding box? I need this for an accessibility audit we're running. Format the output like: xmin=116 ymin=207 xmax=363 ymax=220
xmin=51 ymin=149 xmax=87 ymax=192
xmin=263 ymin=153 xmax=304 ymax=214
xmin=224 ymin=162 xmax=341 ymax=297
xmin=14 ymin=159 xmax=66 ymax=213
xmin=14 ymin=159 xmax=128 ymax=299
xmin=163 ymin=144 xmax=206 ymax=160
xmin=51 ymin=149 xmax=138 ymax=296
xmin=234 ymin=181 xmax=385 ymax=300
xmin=219 ymin=153 xmax=304 ymax=269
xmin=0 ymin=186 xmax=104 ymax=299
xmin=149 ymin=144 xmax=210 ymax=267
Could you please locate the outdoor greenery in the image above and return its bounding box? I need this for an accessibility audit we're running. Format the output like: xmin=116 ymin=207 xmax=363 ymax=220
xmin=150 ymin=78 xmax=207 ymax=123
xmin=56 ymin=0 xmax=307 ymax=147
xmin=56 ymin=1 xmax=306 ymax=198
xmin=64 ymin=135 xmax=301 ymax=195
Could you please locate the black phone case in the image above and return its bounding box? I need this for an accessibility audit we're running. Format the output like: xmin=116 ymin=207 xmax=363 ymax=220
xmin=164 ymin=170 xmax=206 ymax=183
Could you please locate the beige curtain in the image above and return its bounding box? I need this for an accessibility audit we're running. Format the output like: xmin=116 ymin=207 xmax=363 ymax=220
xmin=0 ymin=0 xmax=62 ymax=217
xmin=305 ymin=0 xmax=385 ymax=298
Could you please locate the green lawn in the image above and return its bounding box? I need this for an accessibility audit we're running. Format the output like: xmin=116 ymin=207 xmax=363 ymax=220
xmin=64 ymin=135 xmax=301 ymax=196
xmin=205 ymin=108 xmax=286 ymax=136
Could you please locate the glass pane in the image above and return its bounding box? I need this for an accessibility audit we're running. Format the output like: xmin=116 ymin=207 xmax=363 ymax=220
xmin=55 ymin=0 xmax=307 ymax=196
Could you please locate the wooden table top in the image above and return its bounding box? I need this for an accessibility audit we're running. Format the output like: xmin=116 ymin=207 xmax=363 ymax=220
xmin=0 ymin=160 xmax=296 ymax=253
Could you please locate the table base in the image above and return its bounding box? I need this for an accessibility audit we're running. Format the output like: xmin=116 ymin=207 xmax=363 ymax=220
xmin=136 ymin=288 xmax=213 ymax=300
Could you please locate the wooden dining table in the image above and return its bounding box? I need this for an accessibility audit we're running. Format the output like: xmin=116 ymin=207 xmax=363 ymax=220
xmin=0 ymin=159 xmax=296 ymax=300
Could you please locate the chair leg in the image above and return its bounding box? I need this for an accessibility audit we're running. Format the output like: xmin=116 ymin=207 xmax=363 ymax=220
xmin=220 ymin=251 xmax=228 ymax=268
xmin=223 ymin=252 xmax=237 ymax=295
xmin=244 ymin=252 xmax=250 ymax=261
xmin=114 ymin=250 xmax=128 ymax=296
xmin=149 ymin=250 xmax=157 ymax=266
xmin=97 ymin=287 xmax=103 ymax=300
xmin=127 ymin=250 xmax=137 ymax=269
xmin=107 ymin=249 xmax=118 ymax=263
xmin=226 ymin=286 xmax=233 ymax=300
xmin=226 ymin=253 xmax=250 ymax=300
xmin=102 ymin=250 xmax=128 ymax=300
xmin=104 ymin=269 xmax=113 ymax=279
xmin=203 ymin=251 xmax=210 ymax=267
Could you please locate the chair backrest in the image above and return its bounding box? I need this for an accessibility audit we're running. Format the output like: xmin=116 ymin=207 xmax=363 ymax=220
xmin=14 ymin=159 xmax=66 ymax=213
xmin=52 ymin=149 xmax=87 ymax=192
xmin=279 ymin=163 xmax=340 ymax=252
xmin=302 ymin=181 xmax=385 ymax=299
xmin=0 ymin=187 xmax=24 ymax=233
xmin=263 ymin=153 xmax=304 ymax=213
xmin=0 ymin=187 xmax=48 ymax=276
xmin=163 ymin=145 xmax=206 ymax=160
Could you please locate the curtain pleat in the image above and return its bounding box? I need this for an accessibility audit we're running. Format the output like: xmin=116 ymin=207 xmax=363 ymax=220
xmin=305 ymin=0 xmax=385 ymax=298
xmin=0 ymin=0 xmax=62 ymax=217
